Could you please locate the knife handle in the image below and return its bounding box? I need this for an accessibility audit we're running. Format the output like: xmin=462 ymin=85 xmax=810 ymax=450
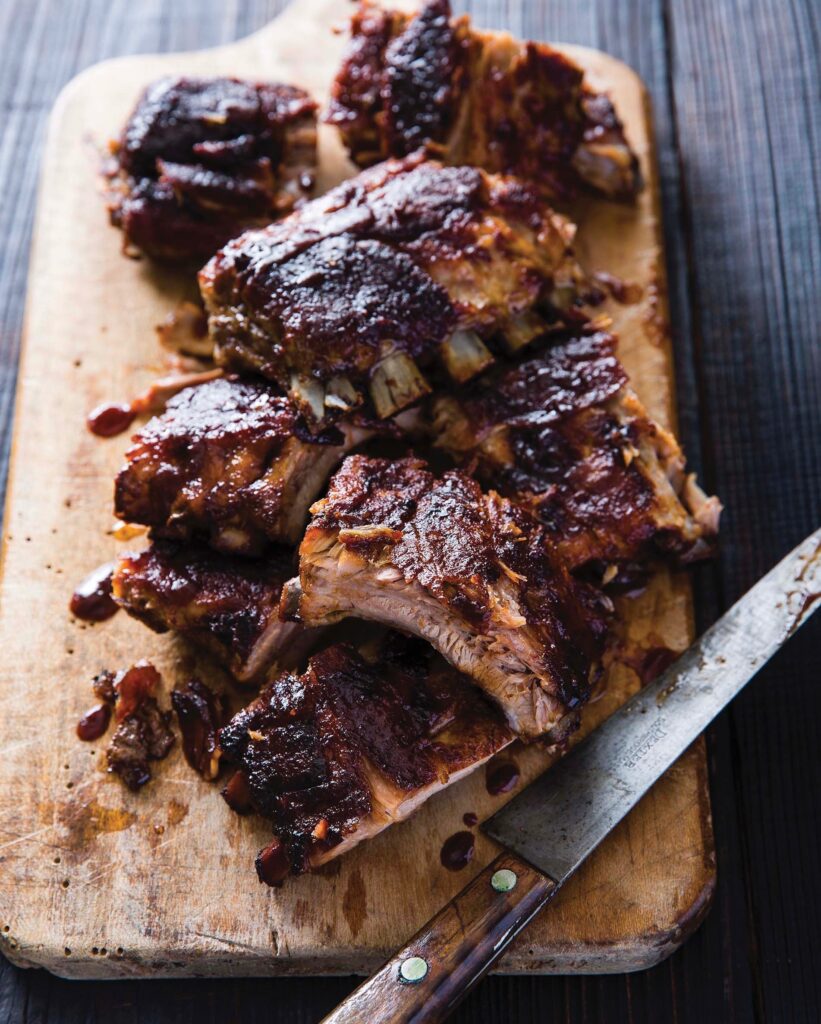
xmin=320 ymin=852 xmax=558 ymax=1024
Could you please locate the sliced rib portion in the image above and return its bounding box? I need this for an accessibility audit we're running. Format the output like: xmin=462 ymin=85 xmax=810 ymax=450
xmin=326 ymin=0 xmax=639 ymax=202
xmin=199 ymin=153 xmax=589 ymax=427
xmin=218 ymin=635 xmax=512 ymax=880
xmin=106 ymin=76 xmax=317 ymax=262
xmin=114 ymin=376 xmax=370 ymax=553
xmin=433 ymin=329 xmax=722 ymax=580
xmin=112 ymin=542 xmax=314 ymax=683
xmin=283 ymin=456 xmax=607 ymax=739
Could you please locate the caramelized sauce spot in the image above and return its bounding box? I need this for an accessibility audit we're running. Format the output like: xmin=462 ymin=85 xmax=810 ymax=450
xmin=87 ymin=403 xmax=136 ymax=438
xmin=76 ymin=703 xmax=112 ymax=741
xmin=486 ymin=758 xmax=520 ymax=796
xmin=592 ymin=270 xmax=643 ymax=305
xmin=70 ymin=563 xmax=119 ymax=622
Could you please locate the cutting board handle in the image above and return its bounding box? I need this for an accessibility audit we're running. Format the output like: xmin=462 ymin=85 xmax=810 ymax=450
xmin=319 ymin=852 xmax=558 ymax=1024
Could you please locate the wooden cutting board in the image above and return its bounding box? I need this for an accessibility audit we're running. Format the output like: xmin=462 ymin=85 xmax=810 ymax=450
xmin=0 ymin=0 xmax=714 ymax=979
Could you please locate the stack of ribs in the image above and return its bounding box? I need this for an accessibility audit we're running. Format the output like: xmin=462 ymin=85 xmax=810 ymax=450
xmin=198 ymin=151 xmax=590 ymax=425
xmin=104 ymin=8 xmax=719 ymax=883
xmin=327 ymin=0 xmax=640 ymax=202
xmin=433 ymin=326 xmax=721 ymax=581
xmin=106 ymin=76 xmax=317 ymax=262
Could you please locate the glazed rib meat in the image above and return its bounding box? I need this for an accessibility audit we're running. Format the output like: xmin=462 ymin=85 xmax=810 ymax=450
xmin=199 ymin=152 xmax=590 ymax=427
xmin=112 ymin=542 xmax=313 ymax=683
xmin=327 ymin=0 xmax=639 ymax=202
xmin=114 ymin=376 xmax=371 ymax=553
xmin=433 ymin=329 xmax=722 ymax=578
xmin=282 ymin=455 xmax=607 ymax=739
xmin=106 ymin=76 xmax=317 ymax=262
xmin=218 ymin=635 xmax=512 ymax=882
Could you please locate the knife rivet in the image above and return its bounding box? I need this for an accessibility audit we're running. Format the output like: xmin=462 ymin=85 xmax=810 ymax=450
xmin=399 ymin=956 xmax=428 ymax=984
xmin=491 ymin=869 xmax=517 ymax=893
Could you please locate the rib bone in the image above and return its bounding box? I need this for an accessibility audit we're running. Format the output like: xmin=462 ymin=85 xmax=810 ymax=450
xmin=289 ymin=375 xmax=326 ymax=424
xmin=369 ymin=352 xmax=431 ymax=419
xmin=501 ymin=311 xmax=549 ymax=352
xmin=325 ymin=376 xmax=362 ymax=413
xmin=440 ymin=329 xmax=494 ymax=383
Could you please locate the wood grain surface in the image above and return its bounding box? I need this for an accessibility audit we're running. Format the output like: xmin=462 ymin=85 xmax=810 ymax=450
xmin=0 ymin=0 xmax=818 ymax=1021
xmin=0 ymin=0 xmax=715 ymax=980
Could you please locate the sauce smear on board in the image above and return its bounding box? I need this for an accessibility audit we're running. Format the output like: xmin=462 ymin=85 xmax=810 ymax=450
xmin=86 ymin=402 xmax=136 ymax=438
xmin=440 ymin=831 xmax=475 ymax=871
xmin=486 ymin=759 xmax=520 ymax=796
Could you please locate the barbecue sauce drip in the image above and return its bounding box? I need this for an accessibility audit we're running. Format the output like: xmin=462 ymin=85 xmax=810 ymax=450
xmin=796 ymin=592 xmax=820 ymax=623
xmin=637 ymin=647 xmax=678 ymax=685
xmin=70 ymin=563 xmax=119 ymax=622
xmin=463 ymin=811 xmax=478 ymax=827
xmin=87 ymin=402 xmax=136 ymax=438
xmin=76 ymin=702 xmax=111 ymax=741
xmin=440 ymin=830 xmax=475 ymax=871
xmin=486 ymin=759 xmax=520 ymax=796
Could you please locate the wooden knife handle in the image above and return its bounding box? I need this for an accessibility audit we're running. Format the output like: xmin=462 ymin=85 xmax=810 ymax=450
xmin=320 ymin=852 xmax=558 ymax=1024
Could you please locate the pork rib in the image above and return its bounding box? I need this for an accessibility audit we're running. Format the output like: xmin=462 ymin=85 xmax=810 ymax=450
xmin=433 ymin=328 xmax=722 ymax=580
xmin=114 ymin=376 xmax=369 ymax=553
xmin=218 ymin=635 xmax=512 ymax=881
xmin=326 ymin=0 xmax=640 ymax=202
xmin=199 ymin=153 xmax=589 ymax=427
xmin=112 ymin=542 xmax=313 ymax=683
xmin=106 ymin=76 xmax=317 ymax=263
xmin=282 ymin=455 xmax=607 ymax=739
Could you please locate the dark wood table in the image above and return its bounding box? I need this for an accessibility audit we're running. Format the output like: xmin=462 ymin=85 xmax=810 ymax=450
xmin=1 ymin=0 xmax=818 ymax=1021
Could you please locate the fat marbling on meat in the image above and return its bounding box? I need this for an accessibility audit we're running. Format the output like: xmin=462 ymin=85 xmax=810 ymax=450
xmin=282 ymin=455 xmax=608 ymax=740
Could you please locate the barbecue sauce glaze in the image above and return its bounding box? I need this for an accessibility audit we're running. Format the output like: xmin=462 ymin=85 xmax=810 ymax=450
xmin=70 ymin=563 xmax=119 ymax=622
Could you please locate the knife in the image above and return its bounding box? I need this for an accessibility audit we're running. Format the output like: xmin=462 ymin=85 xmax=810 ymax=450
xmin=320 ymin=528 xmax=821 ymax=1024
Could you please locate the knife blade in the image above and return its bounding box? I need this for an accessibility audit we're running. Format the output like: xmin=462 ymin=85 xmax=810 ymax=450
xmin=321 ymin=528 xmax=820 ymax=1024
xmin=482 ymin=526 xmax=821 ymax=882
